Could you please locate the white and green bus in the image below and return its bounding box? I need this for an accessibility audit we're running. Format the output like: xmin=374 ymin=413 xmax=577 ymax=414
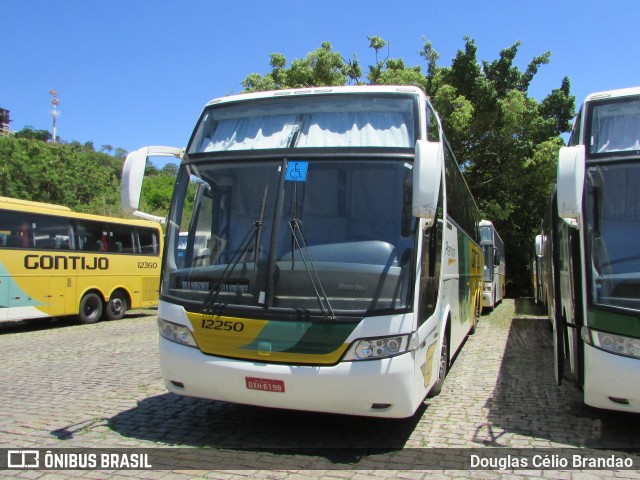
xmin=122 ymin=86 xmax=483 ymax=418
xmin=478 ymin=220 xmax=505 ymax=311
xmin=536 ymin=86 xmax=640 ymax=412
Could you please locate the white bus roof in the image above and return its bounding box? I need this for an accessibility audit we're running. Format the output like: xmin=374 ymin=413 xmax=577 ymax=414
xmin=584 ymin=86 xmax=640 ymax=103
xmin=204 ymin=85 xmax=427 ymax=108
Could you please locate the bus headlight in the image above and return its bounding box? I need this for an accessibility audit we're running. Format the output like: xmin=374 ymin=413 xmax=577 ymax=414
xmin=158 ymin=318 xmax=198 ymax=348
xmin=343 ymin=334 xmax=416 ymax=361
xmin=583 ymin=327 xmax=640 ymax=360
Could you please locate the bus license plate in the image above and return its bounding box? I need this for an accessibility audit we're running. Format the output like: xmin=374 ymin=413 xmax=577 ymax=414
xmin=245 ymin=377 xmax=285 ymax=393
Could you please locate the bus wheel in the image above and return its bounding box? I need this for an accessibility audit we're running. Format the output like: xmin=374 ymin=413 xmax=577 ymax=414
xmin=104 ymin=291 xmax=128 ymax=321
xmin=427 ymin=333 xmax=448 ymax=398
xmin=78 ymin=293 xmax=103 ymax=324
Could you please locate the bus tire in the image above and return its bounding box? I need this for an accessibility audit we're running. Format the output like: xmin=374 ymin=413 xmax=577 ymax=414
xmin=78 ymin=292 xmax=103 ymax=324
xmin=104 ymin=291 xmax=128 ymax=321
xmin=427 ymin=332 xmax=448 ymax=398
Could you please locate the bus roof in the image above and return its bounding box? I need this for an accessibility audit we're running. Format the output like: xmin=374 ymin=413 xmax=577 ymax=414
xmin=0 ymin=196 xmax=162 ymax=228
xmin=204 ymin=85 xmax=427 ymax=108
xmin=1 ymin=196 xmax=72 ymax=212
xmin=584 ymin=86 xmax=640 ymax=104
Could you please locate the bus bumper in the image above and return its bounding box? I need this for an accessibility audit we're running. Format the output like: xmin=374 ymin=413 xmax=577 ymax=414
xmin=159 ymin=337 xmax=421 ymax=418
xmin=583 ymin=343 xmax=640 ymax=413
xmin=482 ymin=285 xmax=493 ymax=308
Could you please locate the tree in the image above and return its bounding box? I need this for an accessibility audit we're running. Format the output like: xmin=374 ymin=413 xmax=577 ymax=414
xmin=0 ymin=135 xmax=172 ymax=220
xmin=0 ymin=136 xmax=120 ymax=212
xmin=114 ymin=147 xmax=128 ymax=160
xmin=242 ymin=42 xmax=360 ymax=92
xmin=240 ymin=37 xmax=575 ymax=295
xmin=14 ymin=125 xmax=51 ymax=142
xmin=161 ymin=163 xmax=178 ymax=176
xmin=100 ymin=144 xmax=114 ymax=155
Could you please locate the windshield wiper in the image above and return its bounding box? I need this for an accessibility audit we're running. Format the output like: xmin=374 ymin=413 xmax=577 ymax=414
xmin=288 ymin=218 xmax=336 ymax=320
xmin=204 ymin=186 xmax=268 ymax=310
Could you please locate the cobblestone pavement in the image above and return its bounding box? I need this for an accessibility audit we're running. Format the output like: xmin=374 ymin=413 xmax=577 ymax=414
xmin=0 ymin=299 xmax=639 ymax=479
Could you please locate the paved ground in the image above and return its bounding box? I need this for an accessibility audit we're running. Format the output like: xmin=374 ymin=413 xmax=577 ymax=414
xmin=0 ymin=299 xmax=639 ymax=479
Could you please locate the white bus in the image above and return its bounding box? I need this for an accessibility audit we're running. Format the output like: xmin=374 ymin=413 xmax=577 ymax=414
xmin=121 ymin=86 xmax=483 ymax=418
xmin=478 ymin=220 xmax=505 ymax=311
xmin=536 ymin=86 xmax=640 ymax=412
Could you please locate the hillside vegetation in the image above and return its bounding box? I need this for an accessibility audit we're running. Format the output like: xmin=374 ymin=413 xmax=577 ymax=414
xmin=0 ymin=134 xmax=176 ymax=219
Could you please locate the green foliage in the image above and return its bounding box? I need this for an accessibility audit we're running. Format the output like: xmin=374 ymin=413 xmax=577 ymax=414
xmin=0 ymin=136 xmax=119 ymax=214
xmin=140 ymin=172 xmax=176 ymax=213
xmin=432 ymin=84 xmax=474 ymax=134
xmin=240 ymin=36 xmax=576 ymax=296
xmin=242 ymin=42 xmax=360 ymax=91
xmin=14 ymin=125 xmax=52 ymax=142
xmin=0 ymin=136 xmax=178 ymax=220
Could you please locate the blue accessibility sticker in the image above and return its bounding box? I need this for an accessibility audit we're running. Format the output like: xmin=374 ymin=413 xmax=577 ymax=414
xmin=285 ymin=161 xmax=309 ymax=182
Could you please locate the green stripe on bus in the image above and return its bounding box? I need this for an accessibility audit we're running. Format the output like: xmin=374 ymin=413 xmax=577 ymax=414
xmin=588 ymin=308 xmax=640 ymax=337
xmin=243 ymin=320 xmax=358 ymax=354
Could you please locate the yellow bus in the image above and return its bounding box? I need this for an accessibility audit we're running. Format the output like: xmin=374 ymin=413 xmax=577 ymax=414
xmin=0 ymin=196 xmax=162 ymax=323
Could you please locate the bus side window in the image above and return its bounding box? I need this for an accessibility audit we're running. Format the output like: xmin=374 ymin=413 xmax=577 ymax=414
xmin=426 ymin=106 xmax=440 ymax=142
xmin=31 ymin=213 xmax=73 ymax=250
xmin=76 ymin=220 xmax=108 ymax=252
xmin=419 ymin=182 xmax=443 ymax=325
xmin=108 ymin=224 xmax=135 ymax=253
xmin=138 ymin=227 xmax=159 ymax=255
xmin=0 ymin=210 xmax=33 ymax=248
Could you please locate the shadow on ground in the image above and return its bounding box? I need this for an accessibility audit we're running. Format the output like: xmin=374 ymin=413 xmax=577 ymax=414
xmin=107 ymin=393 xmax=426 ymax=466
xmin=481 ymin=298 xmax=640 ymax=449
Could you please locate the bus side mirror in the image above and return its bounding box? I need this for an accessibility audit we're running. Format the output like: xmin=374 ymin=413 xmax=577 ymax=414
xmin=121 ymin=147 xmax=148 ymax=214
xmin=557 ymin=145 xmax=585 ymax=229
xmin=535 ymin=234 xmax=543 ymax=257
xmin=121 ymin=146 xmax=183 ymax=223
xmin=412 ymin=140 xmax=443 ymax=228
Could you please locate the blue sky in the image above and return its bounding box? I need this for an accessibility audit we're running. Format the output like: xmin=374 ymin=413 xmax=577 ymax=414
xmin=2 ymin=0 xmax=639 ymax=160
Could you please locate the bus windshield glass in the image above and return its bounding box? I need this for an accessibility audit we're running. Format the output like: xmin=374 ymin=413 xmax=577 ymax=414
xmin=163 ymin=158 xmax=416 ymax=315
xmin=588 ymin=96 xmax=640 ymax=157
xmin=586 ymin=162 xmax=640 ymax=310
xmin=188 ymin=94 xmax=416 ymax=153
xmin=479 ymin=226 xmax=492 ymax=244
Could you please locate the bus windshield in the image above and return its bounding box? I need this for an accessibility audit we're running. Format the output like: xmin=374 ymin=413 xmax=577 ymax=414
xmin=588 ymin=95 xmax=640 ymax=156
xmin=188 ymin=94 xmax=416 ymax=153
xmin=163 ymin=158 xmax=416 ymax=316
xmin=586 ymin=162 xmax=640 ymax=310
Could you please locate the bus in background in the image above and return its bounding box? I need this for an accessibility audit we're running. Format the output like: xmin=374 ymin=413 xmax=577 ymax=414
xmin=478 ymin=220 xmax=505 ymax=311
xmin=121 ymin=86 xmax=483 ymax=418
xmin=532 ymin=229 xmax=543 ymax=305
xmin=0 ymin=196 xmax=162 ymax=324
xmin=535 ymin=86 xmax=640 ymax=413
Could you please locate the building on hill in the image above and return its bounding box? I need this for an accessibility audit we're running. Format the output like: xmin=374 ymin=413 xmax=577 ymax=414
xmin=0 ymin=108 xmax=10 ymax=136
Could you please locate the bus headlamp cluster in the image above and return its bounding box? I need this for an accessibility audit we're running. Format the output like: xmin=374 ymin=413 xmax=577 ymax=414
xmin=158 ymin=318 xmax=198 ymax=348
xmin=583 ymin=327 xmax=640 ymax=360
xmin=344 ymin=334 xmax=416 ymax=361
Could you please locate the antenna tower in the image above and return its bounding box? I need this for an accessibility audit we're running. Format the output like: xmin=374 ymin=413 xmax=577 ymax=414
xmin=49 ymin=89 xmax=60 ymax=143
